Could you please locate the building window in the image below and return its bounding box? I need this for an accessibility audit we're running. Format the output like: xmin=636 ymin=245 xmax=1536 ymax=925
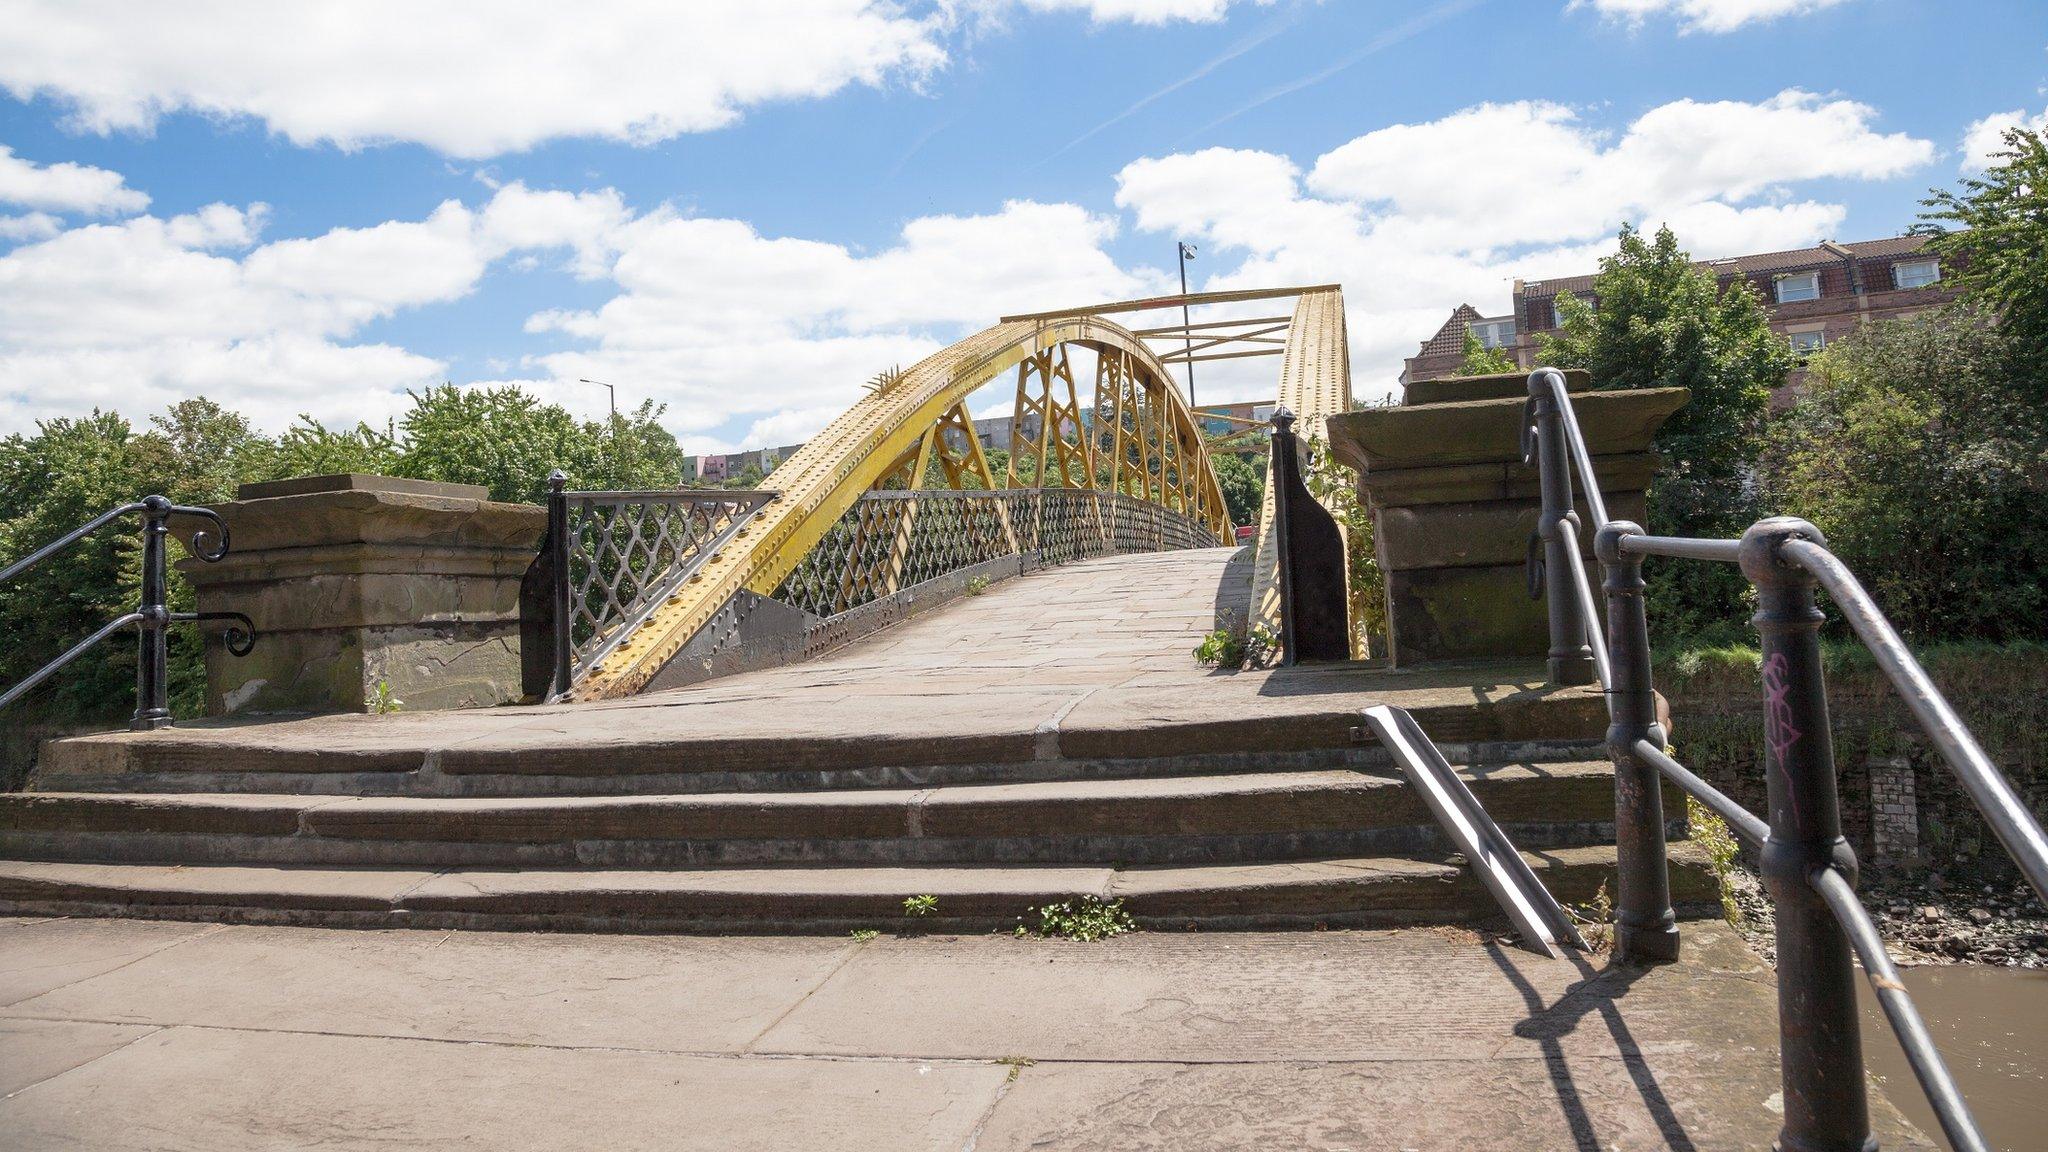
xmin=1467 ymin=318 xmax=1516 ymax=348
xmin=1893 ymin=259 xmax=1940 ymax=290
xmin=1788 ymin=329 xmax=1826 ymax=359
xmin=1251 ymin=404 xmax=1276 ymax=422
xmin=1548 ymin=295 xmax=1585 ymax=329
xmin=1775 ymin=272 xmax=1821 ymax=304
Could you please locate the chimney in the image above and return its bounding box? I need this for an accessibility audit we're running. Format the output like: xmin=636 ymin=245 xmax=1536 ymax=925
xmin=1820 ymin=240 xmax=1864 ymax=295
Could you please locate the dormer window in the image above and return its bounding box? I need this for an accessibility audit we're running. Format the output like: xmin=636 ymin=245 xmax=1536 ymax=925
xmin=1893 ymin=259 xmax=1940 ymax=290
xmin=1468 ymin=318 xmax=1516 ymax=348
xmin=1549 ymin=295 xmax=1585 ymax=329
xmin=1775 ymin=271 xmax=1821 ymax=304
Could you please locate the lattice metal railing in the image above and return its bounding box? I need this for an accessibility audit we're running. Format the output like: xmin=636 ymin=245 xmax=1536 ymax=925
xmin=525 ymin=475 xmax=774 ymax=698
xmin=774 ymin=488 xmax=1217 ymax=620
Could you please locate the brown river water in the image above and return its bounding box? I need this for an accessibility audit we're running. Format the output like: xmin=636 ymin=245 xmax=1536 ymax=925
xmin=1857 ymin=964 xmax=2047 ymax=1152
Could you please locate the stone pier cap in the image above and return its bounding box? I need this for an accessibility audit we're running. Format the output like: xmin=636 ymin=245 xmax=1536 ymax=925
xmin=1325 ymin=371 xmax=1687 ymax=667
xmin=176 ymin=473 xmax=546 ymax=716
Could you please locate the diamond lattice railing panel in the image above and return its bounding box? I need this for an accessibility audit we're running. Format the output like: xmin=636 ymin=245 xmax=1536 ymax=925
xmin=768 ymin=488 xmax=1217 ymax=627
xmin=564 ymin=492 xmax=769 ymax=675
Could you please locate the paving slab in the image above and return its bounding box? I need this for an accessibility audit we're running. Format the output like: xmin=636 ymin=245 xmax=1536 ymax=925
xmin=0 ymin=918 xmax=1934 ymax=1150
xmin=758 ymin=927 xmax=1613 ymax=1063
xmin=0 ymin=1017 xmax=157 ymax=1096
xmin=0 ymin=916 xmax=218 ymax=1006
xmin=4 ymin=924 xmax=854 ymax=1053
xmin=0 ymin=1026 xmax=1012 ymax=1152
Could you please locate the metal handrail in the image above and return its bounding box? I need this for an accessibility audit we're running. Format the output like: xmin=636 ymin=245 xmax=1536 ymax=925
xmin=1784 ymin=537 xmax=2048 ymax=905
xmin=0 ymin=496 xmax=253 ymax=729
xmin=1519 ymin=366 xmax=2044 ymax=1152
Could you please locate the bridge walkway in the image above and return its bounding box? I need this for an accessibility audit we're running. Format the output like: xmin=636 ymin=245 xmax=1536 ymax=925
xmin=1 ymin=549 xmax=1714 ymax=931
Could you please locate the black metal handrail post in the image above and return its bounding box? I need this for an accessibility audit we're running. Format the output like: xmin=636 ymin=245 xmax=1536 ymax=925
xmin=1741 ymin=517 xmax=1874 ymax=1152
xmin=1526 ymin=375 xmax=1595 ymax=686
xmin=1269 ymin=408 xmax=1299 ymax=662
xmin=131 ymin=495 xmax=174 ymax=731
xmin=547 ymin=470 xmax=572 ymax=701
xmin=1595 ymin=520 xmax=1679 ymax=963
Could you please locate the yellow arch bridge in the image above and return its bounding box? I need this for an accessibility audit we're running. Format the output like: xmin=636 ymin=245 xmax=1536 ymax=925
xmin=526 ymin=284 xmax=1353 ymax=702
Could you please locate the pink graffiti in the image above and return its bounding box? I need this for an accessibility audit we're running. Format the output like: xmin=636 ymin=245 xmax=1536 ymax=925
xmin=1762 ymin=651 xmax=1802 ymax=825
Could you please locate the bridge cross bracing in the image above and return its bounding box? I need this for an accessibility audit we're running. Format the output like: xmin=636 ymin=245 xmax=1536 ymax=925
xmin=569 ymin=284 xmax=1354 ymax=702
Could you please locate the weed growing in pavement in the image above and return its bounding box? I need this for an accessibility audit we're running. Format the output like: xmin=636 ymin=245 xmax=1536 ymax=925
xmin=1014 ymin=896 xmax=1136 ymax=941
xmin=1687 ymin=795 xmax=1747 ymax=929
xmin=1572 ymin=880 xmax=1614 ymax=954
xmin=850 ymin=929 xmax=880 ymax=942
xmin=366 ymin=680 xmax=404 ymax=714
xmin=903 ymin=894 xmax=938 ymax=917
xmin=965 ymin=574 xmax=990 ymax=596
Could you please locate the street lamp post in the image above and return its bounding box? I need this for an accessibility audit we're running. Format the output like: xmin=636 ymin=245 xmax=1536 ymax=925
xmin=1176 ymin=242 xmax=1198 ymax=408
xmin=577 ymin=378 xmax=618 ymax=421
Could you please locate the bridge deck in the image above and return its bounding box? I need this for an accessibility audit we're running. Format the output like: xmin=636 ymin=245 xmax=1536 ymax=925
xmin=41 ymin=549 xmax=1599 ymax=786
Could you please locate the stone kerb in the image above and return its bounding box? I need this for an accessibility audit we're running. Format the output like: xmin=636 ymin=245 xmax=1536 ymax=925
xmin=1325 ymin=371 xmax=1687 ymax=668
xmin=176 ymin=473 xmax=546 ymax=715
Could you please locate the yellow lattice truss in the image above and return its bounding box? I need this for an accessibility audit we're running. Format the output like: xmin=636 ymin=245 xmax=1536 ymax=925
xmin=574 ymin=314 xmax=1233 ymax=700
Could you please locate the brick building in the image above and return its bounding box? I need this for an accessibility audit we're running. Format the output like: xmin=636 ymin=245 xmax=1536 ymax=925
xmin=1401 ymin=234 xmax=1956 ymax=403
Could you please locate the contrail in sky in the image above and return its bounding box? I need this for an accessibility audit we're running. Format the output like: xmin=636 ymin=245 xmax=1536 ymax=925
xmin=1031 ymin=5 xmax=1305 ymax=168
xmin=1178 ymin=0 xmax=1484 ymax=144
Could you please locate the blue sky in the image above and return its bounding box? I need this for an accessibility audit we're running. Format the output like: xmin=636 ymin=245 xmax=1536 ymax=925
xmin=1 ymin=0 xmax=2043 ymax=453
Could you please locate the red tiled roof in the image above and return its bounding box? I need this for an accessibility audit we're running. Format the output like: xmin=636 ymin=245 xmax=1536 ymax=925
xmin=1519 ymin=234 xmax=1932 ymax=298
xmin=1415 ymin=303 xmax=1481 ymax=357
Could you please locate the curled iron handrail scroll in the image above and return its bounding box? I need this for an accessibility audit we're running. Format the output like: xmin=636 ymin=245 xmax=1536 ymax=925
xmin=0 ymin=495 xmax=254 ymax=726
xmin=172 ymin=504 xmax=232 ymax=562
xmin=1812 ymin=866 xmax=1989 ymax=1152
xmin=1782 ymin=537 xmax=2048 ymax=905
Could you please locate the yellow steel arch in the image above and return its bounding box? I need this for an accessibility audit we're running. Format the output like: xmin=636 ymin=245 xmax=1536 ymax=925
xmin=576 ymin=314 xmax=1229 ymax=700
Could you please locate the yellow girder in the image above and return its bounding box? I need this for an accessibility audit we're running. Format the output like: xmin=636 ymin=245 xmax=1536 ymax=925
xmin=575 ymin=314 xmax=1230 ymax=700
xmin=1251 ymin=287 xmax=1355 ymax=641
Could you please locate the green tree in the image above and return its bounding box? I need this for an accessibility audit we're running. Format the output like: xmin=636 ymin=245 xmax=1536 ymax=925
xmin=1540 ymin=224 xmax=1789 ymax=640
xmin=258 ymin=417 xmax=401 ymax=481
xmin=1916 ymin=126 xmax=2048 ymax=381
xmin=1211 ymin=451 xmax=1265 ymax=528
xmin=1459 ymin=329 xmax=1517 ymax=375
xmin=1766 ymin=305 xmax=2046 ymax=642
xmin=396 ymin=385 xmax=599 ymax=502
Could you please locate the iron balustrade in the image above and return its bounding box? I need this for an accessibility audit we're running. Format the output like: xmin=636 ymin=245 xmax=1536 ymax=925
xmin=1520 ymin=365 xmax=2046 ymax=1152
xmin=531 ymin=474 xmax=776 ymax=701
xmin=775 ymin=486 xmax=1217 ymax=619
xmin=0 ymin=495 xmax=254 ymax=730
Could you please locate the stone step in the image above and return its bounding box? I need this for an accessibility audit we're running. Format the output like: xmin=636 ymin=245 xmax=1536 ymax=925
xmin=0 ymin=843 xmax=1718 ymax=933
xmin=33 ymin=684 xmax=1609 ymax=798
xmin=0 ymin=762 xmax=1648 ymax=868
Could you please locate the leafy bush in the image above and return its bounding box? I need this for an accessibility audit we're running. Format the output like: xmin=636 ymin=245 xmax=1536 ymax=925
xmin=1765 ymin=306 xmax=2047 ymax=643
xmin=0 ymin=387 xmax=684 ymax=746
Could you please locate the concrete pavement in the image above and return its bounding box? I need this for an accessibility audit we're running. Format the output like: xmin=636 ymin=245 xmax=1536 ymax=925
xmin=0 ymin=915 xmax=1930 ymax=1150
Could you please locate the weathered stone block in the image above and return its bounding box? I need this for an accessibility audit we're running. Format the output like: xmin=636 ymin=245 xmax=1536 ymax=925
xmin=180 ymin=475 xmax=546 ymax=716
xmin=1325 ymin=381 xmax=1688 ymax=669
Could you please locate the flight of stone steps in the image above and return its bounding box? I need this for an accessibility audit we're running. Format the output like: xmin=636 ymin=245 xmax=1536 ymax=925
xmin=0 ymin=692 xmax=1714 ymax=934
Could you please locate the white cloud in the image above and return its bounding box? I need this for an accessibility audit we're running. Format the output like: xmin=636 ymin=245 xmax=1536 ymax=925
xmin=524 ymin=199 xmax=1168 ymax=451
xmin=0 ymin=182 xmax=645 ymax=432
xmin=0 ymin=212 xmax=62 ymax=242
xmin=1117 ymin=89 xmax=1931 ymax=400
xmin=0 ymin=144 xmax=149 ymax=214
xmin=0 ymin=1 xmax=952 ymax=158
xmin=0 ymin=1 xmax=1259 ymax=159
xmin=1569 ymin=0 xmax=1852 ymax=35
xmin=1961 ymin=107 xmax=2048 ymax=172
xmin=1004 ymin=0 xmax=1264 ymax=25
